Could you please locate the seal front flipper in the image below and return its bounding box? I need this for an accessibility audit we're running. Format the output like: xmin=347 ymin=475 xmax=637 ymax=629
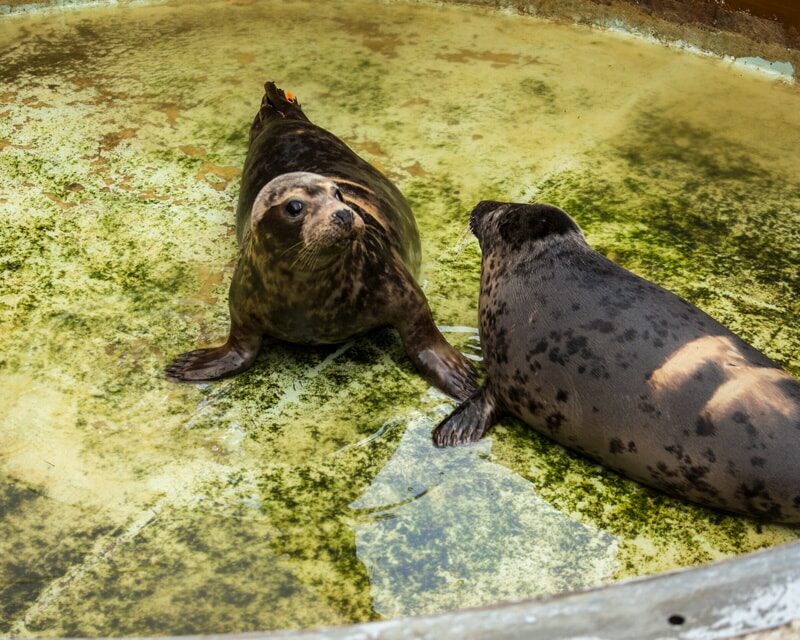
xmin=394 ymin=286 xmax=478 ymax=401
xmin=165 ymin=333 xmax=262 ymax=382
xmin=433 ymin=387 xmax=499 ymax=447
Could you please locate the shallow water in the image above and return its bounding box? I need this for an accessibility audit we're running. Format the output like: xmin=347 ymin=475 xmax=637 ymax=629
xmin=1 ymin=0 xmax=799 ymax=635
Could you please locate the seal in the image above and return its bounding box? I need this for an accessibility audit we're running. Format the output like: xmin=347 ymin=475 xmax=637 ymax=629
xmin=433 ymin=201 xmax=800 ymax=523
xmin=166 ymin=82 xmax=477 ymax=400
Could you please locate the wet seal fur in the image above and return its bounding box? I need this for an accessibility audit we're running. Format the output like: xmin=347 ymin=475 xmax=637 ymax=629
xmin=434 ymin=201 xmax=800 ymax=523
xmin=166 ymin=83 xmax=476 ymax=400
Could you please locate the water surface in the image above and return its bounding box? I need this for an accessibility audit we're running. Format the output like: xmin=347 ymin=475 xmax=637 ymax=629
xmin=1 ymin=0 xmax=799 ymax=635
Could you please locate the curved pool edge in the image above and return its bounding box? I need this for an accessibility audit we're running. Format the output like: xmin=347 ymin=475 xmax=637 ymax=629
xmin=1 ymin=0 xmax=800 ymax=85
xmin=162 ymin=540 xmax=800 ymax=640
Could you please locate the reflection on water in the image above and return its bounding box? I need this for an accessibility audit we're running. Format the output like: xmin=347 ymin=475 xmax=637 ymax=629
xmin=352 ymin=410 xmax=617 ymax=616
xmin=1 ymin=0 xmax=800 ymax=635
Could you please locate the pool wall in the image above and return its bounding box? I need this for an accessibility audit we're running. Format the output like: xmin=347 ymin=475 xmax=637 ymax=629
xmin=2 ymin=0 xmax=800 ymax=82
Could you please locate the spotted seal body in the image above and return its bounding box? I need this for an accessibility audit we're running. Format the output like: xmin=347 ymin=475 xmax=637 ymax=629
xmin=434 ymin=201 xmax=800 ymax=523
xmin=166 ymin=83 xmax=476 ymax=400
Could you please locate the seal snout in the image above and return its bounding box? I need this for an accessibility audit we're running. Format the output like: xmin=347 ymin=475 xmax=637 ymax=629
xmin=469 ymin=200 xmax=504 ymax=239
xmin=330 ymin=206 xmax=365 ymax=242
xmin=312 ymin=202 xmax=363 ymax=250
xmin=332 ymin=208 xmax=354 ymax=229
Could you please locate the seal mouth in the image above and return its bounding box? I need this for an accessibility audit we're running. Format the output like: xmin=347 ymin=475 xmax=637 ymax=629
xmin=323 ymin=216 xmax=365 ymax=251
xmin=333 ymin=229 xmax=361 ymax=246
xmin=469 ymin=200 xmax=505 ymax=239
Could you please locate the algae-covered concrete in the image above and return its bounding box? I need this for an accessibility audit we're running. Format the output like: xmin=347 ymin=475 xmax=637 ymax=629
xmin=1 ymin=0 xmax=799 ymax=635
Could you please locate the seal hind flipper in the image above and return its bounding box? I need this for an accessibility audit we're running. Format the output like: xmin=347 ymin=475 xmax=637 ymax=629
xmin=249 ymin=81 xmax=309 ymax=144
xmin=433 ymin=387 xmax=499 ymax=447
xmin=262 ymin=81 xmax=307 ymax=119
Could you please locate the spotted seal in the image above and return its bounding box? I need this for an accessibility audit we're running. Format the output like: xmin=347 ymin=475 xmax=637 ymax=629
xmin=434 ymin=201 xmax=800 ymax=523
xmin=166 ymin=82 xmax=476 ymax=400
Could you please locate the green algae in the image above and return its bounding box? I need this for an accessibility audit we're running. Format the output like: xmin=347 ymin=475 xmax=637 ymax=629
xmin=1 ymin=0 xmax=800 ymax=635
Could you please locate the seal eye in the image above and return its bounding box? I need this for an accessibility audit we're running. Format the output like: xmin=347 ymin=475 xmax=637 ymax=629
xmin=285 ymin=200 xmax=304 ymax=217
xmin=334 ymin=189 xmax=344 ymax=202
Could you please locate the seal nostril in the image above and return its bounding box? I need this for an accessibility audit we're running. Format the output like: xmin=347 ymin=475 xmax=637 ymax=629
xmin=668 ymin=615 xmax=685 ymax=626
xmin=333 ymin=209 xmax=353 ymax=227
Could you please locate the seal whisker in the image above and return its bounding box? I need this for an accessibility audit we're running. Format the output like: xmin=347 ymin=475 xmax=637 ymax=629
xmin=279 ymin=239 xmax=305 ymax=259
xmin=294 ymin=250 xmax=311 ymax=271
xmin=290 ymin=243 xmax=319 ymax=271
xmin=296 ymin=245 xmax=311 ymax=269
xmin=288 ymin=248 xmax=305 ymax=270
xmin=298 ymin=243 xmax=323 ymax=272
xmin=307 ymin=245 xmax=322 ymax=271
xmin=364 ymin=225 xmax=386 ymax=251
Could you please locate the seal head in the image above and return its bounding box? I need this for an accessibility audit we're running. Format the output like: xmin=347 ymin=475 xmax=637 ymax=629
xmin=469 ymin=200 xmax=583 ymax=251
xmin=250 ymin=172 xmax=365 ymax=264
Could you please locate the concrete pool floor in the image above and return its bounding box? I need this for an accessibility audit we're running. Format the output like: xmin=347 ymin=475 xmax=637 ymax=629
xmin=1 ymin=0 xmax=799 ymax=635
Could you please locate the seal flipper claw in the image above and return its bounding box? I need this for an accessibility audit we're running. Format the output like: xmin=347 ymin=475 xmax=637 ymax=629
xmin=433 ymin=386 xmax=499 ymax=447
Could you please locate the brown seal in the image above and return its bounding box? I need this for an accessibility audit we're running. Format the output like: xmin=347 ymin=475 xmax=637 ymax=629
xmin=166 ymin=83 xmax=476 ymax=400
xmin=434 ymin=201 xmax=800 ymax=523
